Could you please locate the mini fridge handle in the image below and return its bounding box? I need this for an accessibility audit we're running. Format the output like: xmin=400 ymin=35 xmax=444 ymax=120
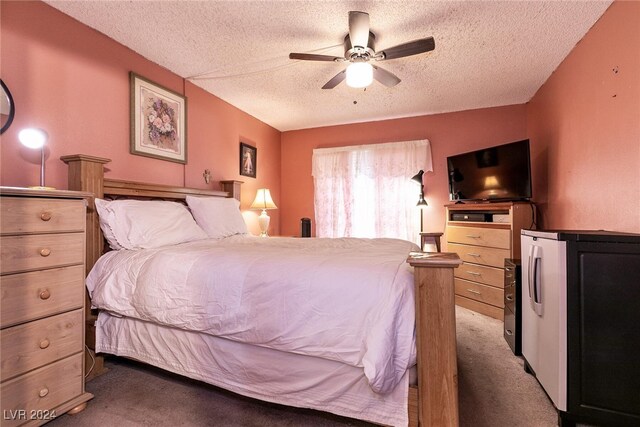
xmin=528 ymin=245 xmax=535 ymax=300
xmin=531 ymin=245 xmax=543 ymax=316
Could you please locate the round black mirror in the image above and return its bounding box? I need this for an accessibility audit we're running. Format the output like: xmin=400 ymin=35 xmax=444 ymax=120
xmin=1 ymin=79 xmax=15 ymax=134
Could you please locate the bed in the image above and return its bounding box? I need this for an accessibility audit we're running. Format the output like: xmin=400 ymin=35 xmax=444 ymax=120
xmin=61 ymin=154 xmax=462 ymax=427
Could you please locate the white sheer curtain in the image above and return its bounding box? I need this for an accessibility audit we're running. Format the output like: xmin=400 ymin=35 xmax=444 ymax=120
xmin=312 ymin=139 xmax=433 ymax=243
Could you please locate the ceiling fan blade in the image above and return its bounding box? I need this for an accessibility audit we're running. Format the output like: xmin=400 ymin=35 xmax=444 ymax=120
xmin=372 ymin=65 xmax=401 ymax=87
xmin=322 ymin=69 xmax=347 ymax=89
xmin=377 ymin=37 xmax=435 ymax=60
xmin=289 ymin=53 xmax=343 ymax=62
xmin=348 ymin=11 xmax=370 ymax=49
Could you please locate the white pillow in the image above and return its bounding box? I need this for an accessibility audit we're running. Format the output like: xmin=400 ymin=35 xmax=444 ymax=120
xmin=186 ymin=195 xmax=248 ymax=238
xmin=94 ymin=198 xmax=208 ymax=250
xmin=94 ymin=198 xmax=124 ymax=250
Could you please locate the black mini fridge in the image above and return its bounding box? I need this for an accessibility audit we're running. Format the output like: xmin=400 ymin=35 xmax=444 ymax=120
xmin=521 ymin=230 xmax=640 ymax=427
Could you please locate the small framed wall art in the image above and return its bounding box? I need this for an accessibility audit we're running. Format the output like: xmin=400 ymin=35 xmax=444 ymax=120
xmin=240 ymin=142 xmax=257 ymax=178
xmin=130 ymin=72 xmax=187 ymax=164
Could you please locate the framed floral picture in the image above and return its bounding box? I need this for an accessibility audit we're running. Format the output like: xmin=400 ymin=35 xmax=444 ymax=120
xmin=240 ymin=142 xmax=257 ymax=178
xmin=130 ymin=72 xmax=187 ymax=163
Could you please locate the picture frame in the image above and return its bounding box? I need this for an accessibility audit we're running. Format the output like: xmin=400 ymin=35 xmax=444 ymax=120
xmin=130 ymin=72 xmax=187 ymax=164
xmin=240 ymin=142 xmax=257 ymax=178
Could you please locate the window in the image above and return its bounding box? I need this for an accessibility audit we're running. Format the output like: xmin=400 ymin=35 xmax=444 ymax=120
xmin=312 ymin=140 xmax=432 ymax=243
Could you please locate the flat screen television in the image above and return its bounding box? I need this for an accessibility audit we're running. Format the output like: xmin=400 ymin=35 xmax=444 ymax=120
xmin=447 ymin=139 xmax=532 ymax=202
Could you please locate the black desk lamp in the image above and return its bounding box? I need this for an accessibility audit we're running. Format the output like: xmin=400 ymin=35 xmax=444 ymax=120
xmin=411 ymin=170 xmax=428 ymax=232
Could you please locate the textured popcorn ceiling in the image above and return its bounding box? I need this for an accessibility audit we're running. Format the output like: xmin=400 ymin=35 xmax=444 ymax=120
xmin=45 ymin=1 xmax=612 ymax=131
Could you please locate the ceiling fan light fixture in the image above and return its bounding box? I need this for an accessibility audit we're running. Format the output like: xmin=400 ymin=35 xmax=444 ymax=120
xmin=346 ymin=62 xmax=373 ymax=88
xmin=290 ymin=11 xmax=434 ymax=90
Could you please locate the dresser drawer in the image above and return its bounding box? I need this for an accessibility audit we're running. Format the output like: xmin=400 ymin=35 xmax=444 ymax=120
xmin=0 ymin=233 xmax=84 ymax=275
xmin=0 ymin=353 xmax=83 ymax=427
xmin=1 ymin=309 xmax=83 ymax=380
xmin=455 ymin=262 xmax=505 ymax=288
xmin=504 ymin=281 xmax=516 ymax=313
xmin=447 ymin=226 xmax=511 ymax=249
xmin=447 ymin=242 xmax=510 ymax=268
xmin=504 ymin=306 xmax=517 ymax=352
xmin=455 ymin=278 xmax=504 ymax=308
xmin=1 ymin=197 xmax=85 ymax=235
xmin=1 ymin=266 xmax=84 ymax=328
xmin=455 ymin=295 xmax=504 ymax=321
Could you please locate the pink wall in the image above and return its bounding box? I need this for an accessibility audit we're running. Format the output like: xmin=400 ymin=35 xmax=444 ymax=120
xmin=0 ymin=1 xmax=281 ymax=235
xmin=527 ymin=0 xmax=639 ymax=233
xmin=184 ymin=82 xmax=281 ymax=233
xmin=280 ymin=105 xmax=528 ymax=236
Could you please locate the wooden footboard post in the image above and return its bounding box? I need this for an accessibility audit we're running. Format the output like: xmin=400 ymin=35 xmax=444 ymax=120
xmin=407 ymin=252 xmax=462 ymax=426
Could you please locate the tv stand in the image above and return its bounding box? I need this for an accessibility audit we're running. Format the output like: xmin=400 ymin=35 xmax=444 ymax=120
xmin=444 ymin=202 xmax=535 ymax=320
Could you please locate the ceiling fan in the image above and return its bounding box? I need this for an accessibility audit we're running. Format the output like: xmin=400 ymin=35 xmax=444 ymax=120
xmin=289 ymin=11 xmax=435 ymax=90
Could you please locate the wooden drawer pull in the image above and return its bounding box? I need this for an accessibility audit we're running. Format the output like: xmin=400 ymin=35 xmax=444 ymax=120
xmin=466 ymin=271 xmax=481 ymax=276
xmin=466 ymin=289 xmax=481 ymax=295
xmin=467 ymin=253 xmax=481 ymax=257
xmin=39 ymin=387 xmax=49 ymax=398
xmin=40 ymin=211 xmax=52 ymax=221
xmin=39 ymin=289 xmax=51 ymax=300
xmin=39 ymin=339 xmax=50 ymax=349
xmin=465 ymin=234 xmax=481 ymax=238
xmin=39 ymin=248 xmax=51 ymax=257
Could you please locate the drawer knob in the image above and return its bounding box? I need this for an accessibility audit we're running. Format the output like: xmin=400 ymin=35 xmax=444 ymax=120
xmin=506 ymin=294 xmax=514 ymax=301
xmin=467 ymin=253 xmax=481 ymax=257
xmin=39 ymin=339 xmax=50 ymax=349
xmin=39 ymin=289 xmax=51 ymax=300
xmin=467 ymin=289 xmax=482 ymax=295
xmin=39 ymin=388 xmax=49 ymax=398
xmin=466 ymin=271 xmax=481 ymax=276
xmin=40 ymin=211 xmax=52 ymax=221
xmin=465 ymin=234 xmax=481 ymax=238
xmin=39 ymin=248 xmax=51 ymax=257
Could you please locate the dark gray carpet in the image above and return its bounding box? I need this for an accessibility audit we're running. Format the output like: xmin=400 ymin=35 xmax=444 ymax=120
xmin=49 ymin=307 xmax=558 ymax=426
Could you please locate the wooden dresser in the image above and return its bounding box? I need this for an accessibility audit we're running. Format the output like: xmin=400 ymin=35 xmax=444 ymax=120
xmin=444 ymin=202 xmax=534 ymax=320
xmin=1 ymin=187 xmax=93 ymax=426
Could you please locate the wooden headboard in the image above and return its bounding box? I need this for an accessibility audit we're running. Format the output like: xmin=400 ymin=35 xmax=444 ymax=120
xmin=61 ymin=154 xmax=241 ymax=273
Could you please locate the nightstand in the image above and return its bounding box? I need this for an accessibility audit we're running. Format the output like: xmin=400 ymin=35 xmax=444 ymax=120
xmin=419 ymin=232 xmax=443 ymax=252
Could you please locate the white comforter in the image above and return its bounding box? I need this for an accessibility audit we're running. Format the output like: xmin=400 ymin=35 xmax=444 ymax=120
xmin=86 ymin=235 xmax=418 ymax=393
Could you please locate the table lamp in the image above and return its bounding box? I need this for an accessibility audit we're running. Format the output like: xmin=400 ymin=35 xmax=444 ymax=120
xmin=19 ymin=128 xmax=54 ymax=190
xmin=250 ymin=188 xmax=277 ymax=237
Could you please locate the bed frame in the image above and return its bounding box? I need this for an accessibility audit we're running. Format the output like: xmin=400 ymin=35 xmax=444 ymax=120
xmin=61 ymin=154 xmax=462 ymax=427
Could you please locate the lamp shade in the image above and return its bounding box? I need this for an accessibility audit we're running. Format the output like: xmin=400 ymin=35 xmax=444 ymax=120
xmin=19 ymin=128 xmax=47 ymax=149
xmin=346 ymin=62 xmax=373 ymax=88
xmin=250 ymin=189 xmax=277 ymax=210
xmin=411 ymin=170 xmax=424 ymax=185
